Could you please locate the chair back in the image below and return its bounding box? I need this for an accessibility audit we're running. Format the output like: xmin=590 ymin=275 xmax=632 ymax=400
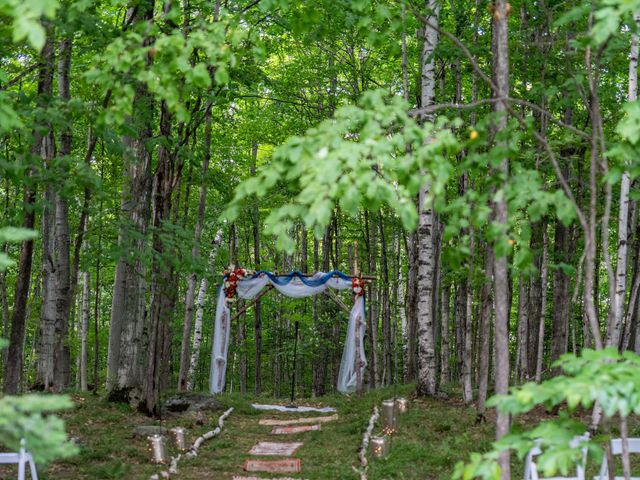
xmin=597 ymin=438 xmax=640 ymax=480
xmin=524 ymin=434 xmax=589 ymax=480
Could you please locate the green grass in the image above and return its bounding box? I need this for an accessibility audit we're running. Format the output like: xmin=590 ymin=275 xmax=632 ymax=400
xmin=0 ymin=385 xmax=637 ymax=479
xmin=37 ymin=384 xmax=495 ymax=480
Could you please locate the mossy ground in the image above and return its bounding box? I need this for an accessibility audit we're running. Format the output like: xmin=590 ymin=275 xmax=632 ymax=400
xmin=1 ymin=384 xmax=638 ymax=479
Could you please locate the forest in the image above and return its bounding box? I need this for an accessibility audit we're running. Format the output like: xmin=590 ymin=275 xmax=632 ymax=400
xmin=1 ymin=0 xmax=640 ymax=479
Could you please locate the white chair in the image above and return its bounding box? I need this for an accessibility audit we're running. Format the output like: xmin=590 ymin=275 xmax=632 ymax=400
xmin=524 ymin=434 xmax=589 ymax=480
xmin=596 ymin=438 xmax=640 ymax=480
xmin=0 ymin=439 xmax=38 ymax=479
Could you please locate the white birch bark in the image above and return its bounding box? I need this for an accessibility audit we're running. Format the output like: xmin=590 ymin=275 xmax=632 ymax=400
xmin=178 ymin=108 xmax=212 ymax=390
xmin=80 ymin=269 xmax=90 ymax=391
xmin=608 ymin=13 xmax=639 ymax=349
xmin=416 ymin=0 xmax=439 ymax=397
xmin=37 ymin=37 xmax=72 ymax=391
xmin=185 ymin=229 xmax=224 ymax=391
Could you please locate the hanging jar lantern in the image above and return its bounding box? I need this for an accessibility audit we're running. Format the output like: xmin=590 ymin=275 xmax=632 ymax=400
xmin=395 ymin=397 xmax=409 ymax=414
xmin=147 ymin=434 xmax=168 ymax=464
xmin=370 ymin=435 xmax=390 ymax=458
xmin=169 ymin=427 xmax=188 ymax=451
xmin=381 ymin=399 xmax=398 ymax=435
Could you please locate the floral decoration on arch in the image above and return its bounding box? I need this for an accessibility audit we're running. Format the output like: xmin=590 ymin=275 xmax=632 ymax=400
xmin=224 ymin=267 xmax=249 ymax=301
xmin=352 ymin=277 xmax=365 ymax=296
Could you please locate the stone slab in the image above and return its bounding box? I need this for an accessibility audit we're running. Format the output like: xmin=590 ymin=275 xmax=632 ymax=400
xmin=243 ymin=459 xmax=301 ymax=473
xmin=271 ymin=424 xmax=321 ymax=435
xmin=249 ymin=442 xmax=303 ymax=456
xmin=252 ymin=403 xmax=335 ymax=413
xmin=232 ymin=477 xmax=306 ymax=480
xmin=258 ymin=414 xmax=338 ymax=426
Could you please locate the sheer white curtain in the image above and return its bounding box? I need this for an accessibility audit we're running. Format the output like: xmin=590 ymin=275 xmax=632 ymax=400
xmin=209 ymin=271 xmax=367 ymax=394
xmin=337 ymin=295 xmax=367 ymax=393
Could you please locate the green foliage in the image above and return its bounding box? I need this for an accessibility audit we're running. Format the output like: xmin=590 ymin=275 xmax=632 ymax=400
xmin=225 ymin=89 xmax=461 ymax=252
xmin=454 ymin=349 xmax=640 ymax=479
xmin=0 ymin=0 xmax=59 ymax=51
xmin=0 ymin=227 xmax=38 ymax=271
xmin=0 ymin=394 xmax=78 ymax=464
xmin=0 ymin=228 xmax=76 ymax=464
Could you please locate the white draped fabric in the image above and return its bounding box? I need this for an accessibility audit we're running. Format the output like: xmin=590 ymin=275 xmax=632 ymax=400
xmin=209 ymin=271 xmax=367 ymax=394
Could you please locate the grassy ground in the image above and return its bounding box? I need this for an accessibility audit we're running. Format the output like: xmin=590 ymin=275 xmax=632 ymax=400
xmin=0 ymin=384 xmax=638 ymax=479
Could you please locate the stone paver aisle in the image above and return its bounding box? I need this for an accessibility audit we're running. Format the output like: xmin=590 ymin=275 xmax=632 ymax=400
xmin=232 ymin=410 xmax=338 ymax=479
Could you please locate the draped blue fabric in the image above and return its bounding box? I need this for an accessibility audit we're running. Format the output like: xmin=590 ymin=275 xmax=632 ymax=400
xmin=225 ymin=270 xmax=353 ymax=286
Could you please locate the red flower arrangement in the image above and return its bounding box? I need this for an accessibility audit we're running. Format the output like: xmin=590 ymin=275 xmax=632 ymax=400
xmin=224 ymin=267 xmax=248 ymax=301
xmin=352 ymin=277 xmax=365 ymax=296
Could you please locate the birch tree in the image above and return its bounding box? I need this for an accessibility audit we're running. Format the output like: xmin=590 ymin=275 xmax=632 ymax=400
xmin=415 ymin=0 xmax=439 ymax=397
xmin=607 ymin=13 xmax=639 ymax=350
xmin=178 ymin=107 xmax=213 ymax=391
xmin=38 ymin=32 xmax=73 ymax=392
xmin=186 ymin=229 xmax=224 ymax=391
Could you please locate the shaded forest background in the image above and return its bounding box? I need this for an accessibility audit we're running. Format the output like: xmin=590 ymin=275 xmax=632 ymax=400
xmin=2 ymin=5 xmax=640 ymax=474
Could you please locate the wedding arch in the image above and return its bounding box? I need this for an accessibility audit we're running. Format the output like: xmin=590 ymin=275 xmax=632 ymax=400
xmin=209 ymin=268 xmax=370 ymax=395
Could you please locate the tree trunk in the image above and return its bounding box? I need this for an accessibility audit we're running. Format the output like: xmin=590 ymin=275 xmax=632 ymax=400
xmin=527 ymin=222 xmax=544 ymax=378
xmin=80 ymin=267 xmax=90 ymax=391
xmin=462 ymin=227 xmax=474 ymax=403
xmin=378 ymin=211 xmax=392 ymax=385
xmin=178 ymin=107 xmax=212 ymax=390
xmin=186 ymin=229 xmax=224 ymax=391
xmin=107 ymin=0 xmax=155 ymax=402
xmin=250 ymin=140 xmax=263 ymax=396
xmin=365 ymin=211 xmax=379 ymax=388
xmin=454 ymin=283 xmax=465 ymax=382
xmin=551 ymin=218 xmax=573 ymax=366
xmin=491 ymin=1 xmax=512 ymax=476
xmin=535 ymin=230 xmax=548 ymax=382
xmin=93 ymin=221 xmax=102 ymax=389
xmin=607 ymin=13 xmax=639 ymax=349
xmin=515 ymin=276 xmax=529 ymax=382
xmin=440 ymin=282 xmax=450 ymax=384
xmin=415 ymin=0 xmax=439 ymax=397
xmin=38 ymin=30 xmax=73 ymax=392
xmin=476 ymin=246 xmax=494 ymax=421
xmin=405 ymin=230 xmax=418 ymax=381
xmin=142 ymin=101 xmax=180 ymax=415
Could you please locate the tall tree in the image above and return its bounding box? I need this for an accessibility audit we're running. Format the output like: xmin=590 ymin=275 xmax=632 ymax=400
xmin=3 ymin=23 xmax=55 ymax=394
xmin=415 ymin=0 xmax=439 ymax=397
xmin=607 ymin=13 xmax=639 ymax=350
xmin=106 ymin=0 xmax=155 ymax=402
xmin=251 ymin=140 xmax=263 ymax=396
xmin=142 ymin=100 xmax=181 ymax=414
xmin=491 ymin=1 xmax=512 ymax=476
xmin=37 ymin=33 xmax=73 ymax=392
xmin=178 ymin=106 xmax=213 ymax=390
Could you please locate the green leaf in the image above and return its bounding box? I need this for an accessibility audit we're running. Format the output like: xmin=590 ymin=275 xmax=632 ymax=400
xmin=214 ymin=66 xmax=230 ymax=85
xmin=0 ymin=227 xmax=38 ymax=243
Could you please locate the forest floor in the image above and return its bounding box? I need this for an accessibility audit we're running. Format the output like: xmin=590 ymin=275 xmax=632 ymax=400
xmin=2 ymin=384 xmax=639 ymax=479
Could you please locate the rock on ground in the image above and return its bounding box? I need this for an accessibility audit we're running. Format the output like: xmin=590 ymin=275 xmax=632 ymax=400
xmin=163 ymin=393 xmax=223 ymax=413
